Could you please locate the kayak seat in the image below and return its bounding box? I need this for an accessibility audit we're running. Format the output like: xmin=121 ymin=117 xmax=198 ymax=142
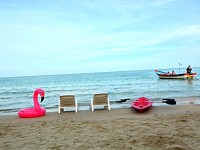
xmin=134 ymin=101 xmax=150 ymax=107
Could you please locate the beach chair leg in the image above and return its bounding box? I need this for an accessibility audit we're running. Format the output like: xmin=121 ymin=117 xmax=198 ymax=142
xmin=107 ymin=100 xmax=111 ymax=110
xmin=58 ymin=105 xmax=61 ymax=113
xmin=91 ymin=105 xmax=94 ymax=111
xmin=58 ymin=108 xmax=63 ymax=113
xmin=108 ymin=105 xmax=111 ymax=110
xmin=75 ymin=102 xmax=78 ymax=113
xmin=105 ymin=105 xmax=111 ymax=110
xmin=90 ymin=99 xmax=94 ymax=111
xmin=91 ymin=102 xmax=94 ymax=111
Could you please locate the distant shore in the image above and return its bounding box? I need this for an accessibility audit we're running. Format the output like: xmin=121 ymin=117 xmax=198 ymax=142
xmin=1 ymin=104 xmax=200 ymax=150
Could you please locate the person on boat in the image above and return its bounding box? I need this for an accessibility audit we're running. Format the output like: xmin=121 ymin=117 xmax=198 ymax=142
xmin=166 ymin=71 xmax=170 ymax=75
xmin=186 ymin=65 xmax=192 ymax=74
xmin=172 ymin=70 xmax=176 ymax=75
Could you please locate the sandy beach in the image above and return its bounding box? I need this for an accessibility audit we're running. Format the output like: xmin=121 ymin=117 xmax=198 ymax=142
xmin=0 ymin=105 xmax=200 ymax=150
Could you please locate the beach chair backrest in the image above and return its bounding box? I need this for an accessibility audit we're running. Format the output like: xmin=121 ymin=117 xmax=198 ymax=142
xmin=93 ymin=93 xmax=108 ymax=105
xmin=60 ymin=95 xmax=75 ymax=107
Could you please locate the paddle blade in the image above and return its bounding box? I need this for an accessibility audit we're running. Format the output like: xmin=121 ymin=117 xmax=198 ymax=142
xmin=162 ymin=98 xmax=176 ymax=105
xmin=165 ymin=101 xmax=176 ymax=105
xmin=116 ymin=98 xmax=130 ymax=103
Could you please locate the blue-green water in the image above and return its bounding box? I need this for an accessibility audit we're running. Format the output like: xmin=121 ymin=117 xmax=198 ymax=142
xmin=0 ymin=68 xmax=200 ymax=115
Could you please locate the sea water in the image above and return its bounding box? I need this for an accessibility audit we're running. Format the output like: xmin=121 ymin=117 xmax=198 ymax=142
xmin=0 ymin=68 xmax=200 ymax=115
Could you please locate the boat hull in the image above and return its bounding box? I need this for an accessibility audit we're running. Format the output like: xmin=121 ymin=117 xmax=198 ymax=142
xmin=131 ymin=97 xmax=153 ymax=113
xmin=156 ymin=72 xmax=196 ymax=79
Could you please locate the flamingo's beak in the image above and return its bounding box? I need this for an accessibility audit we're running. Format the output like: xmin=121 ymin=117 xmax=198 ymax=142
xmin=41 ymin=97 xmax=44 ymax=102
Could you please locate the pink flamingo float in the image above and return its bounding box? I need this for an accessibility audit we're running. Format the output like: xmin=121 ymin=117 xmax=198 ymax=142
xmin=18 ymin=88 xmax=46 ymax=118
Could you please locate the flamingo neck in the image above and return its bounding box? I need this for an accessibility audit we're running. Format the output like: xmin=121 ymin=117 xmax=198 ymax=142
xmin=33 ymin=90 xmax=41 ymax=111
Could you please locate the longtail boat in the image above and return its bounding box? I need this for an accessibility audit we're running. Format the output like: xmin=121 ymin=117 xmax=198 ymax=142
xmin=155 ymin=70 xmax=197 ymax=79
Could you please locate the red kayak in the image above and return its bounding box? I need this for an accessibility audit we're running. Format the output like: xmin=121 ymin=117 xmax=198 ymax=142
xmin=131 ymin=97 xmax=153 ymax=113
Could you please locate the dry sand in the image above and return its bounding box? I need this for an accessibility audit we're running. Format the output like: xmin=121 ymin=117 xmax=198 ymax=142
xmin=1 ymin=105 xmax=200 ymax=150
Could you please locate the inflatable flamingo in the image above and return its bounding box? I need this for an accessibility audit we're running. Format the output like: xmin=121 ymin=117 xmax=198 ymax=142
xmin=18 ymin=88 xmax=46 ymax=118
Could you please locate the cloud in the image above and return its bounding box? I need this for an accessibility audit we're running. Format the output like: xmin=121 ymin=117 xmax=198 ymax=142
xmin=169 ymin=24 xmax=200 ymax=39
xmin=152 ymin=0 xmax=177 ymax=6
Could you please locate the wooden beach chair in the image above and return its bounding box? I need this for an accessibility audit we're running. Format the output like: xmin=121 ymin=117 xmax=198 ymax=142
xmin=91 ymin=93 xmax=111 ymax=111
xmin=59 ymin=95 xmax=78 ymax=113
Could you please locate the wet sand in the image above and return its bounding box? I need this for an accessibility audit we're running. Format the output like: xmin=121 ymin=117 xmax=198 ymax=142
xmin=0 ymin=104 xmax=200 ymax=150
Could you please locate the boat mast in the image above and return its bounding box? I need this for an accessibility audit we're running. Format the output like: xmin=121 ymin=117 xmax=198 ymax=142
xmin=178 ymin=63 xmax=182 ymax=74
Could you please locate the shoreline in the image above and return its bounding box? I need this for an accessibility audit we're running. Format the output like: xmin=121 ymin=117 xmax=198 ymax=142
xmin=1 ymin=104 xmax=200 ymax=119
xmin=1 ymin=104 xmax=200 ymax=150
xmin=0 ymin=96 xmax=200 ymax=116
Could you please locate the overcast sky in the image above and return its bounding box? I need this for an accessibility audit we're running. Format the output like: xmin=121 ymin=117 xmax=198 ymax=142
xmin=0 ymin=0 xmax=200 ymax=77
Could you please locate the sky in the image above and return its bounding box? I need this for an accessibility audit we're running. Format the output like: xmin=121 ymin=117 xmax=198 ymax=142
xmin=0 ymin=0 xmax=200 ymax=77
